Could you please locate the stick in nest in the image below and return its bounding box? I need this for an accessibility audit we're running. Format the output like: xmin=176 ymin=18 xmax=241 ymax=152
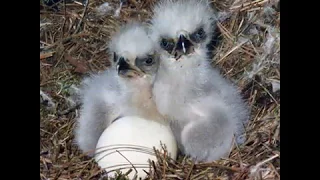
xmin=74 ymin=0 xmax=89 ymax=34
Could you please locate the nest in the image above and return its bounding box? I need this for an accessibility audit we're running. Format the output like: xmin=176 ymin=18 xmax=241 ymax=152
xmin=40 ymin=0 xmax=280 ymax=179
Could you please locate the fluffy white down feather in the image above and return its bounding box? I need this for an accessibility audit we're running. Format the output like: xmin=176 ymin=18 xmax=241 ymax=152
xmin=74 ymin=22 xmax=164 ymax=156
xmin=151 ymin=0 xmax=250 ymax=162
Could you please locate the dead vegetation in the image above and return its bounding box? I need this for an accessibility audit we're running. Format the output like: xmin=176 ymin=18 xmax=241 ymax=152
xmin=40 ymin=0 xmax=280 ymax=179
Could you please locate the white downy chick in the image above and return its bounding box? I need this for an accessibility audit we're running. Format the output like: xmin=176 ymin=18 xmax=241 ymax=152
xmin=74 ymin=22 xmax=164 ymax=156
xmin=150 ymin=0 xmax=250 ymax=162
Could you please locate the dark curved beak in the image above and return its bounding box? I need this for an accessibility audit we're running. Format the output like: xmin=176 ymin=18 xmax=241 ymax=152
xmin=116 ymin=57 xmax=143 ymax=78
xmin=174 ymin=35 xmax=194 ymax=59
xmin=117 ymin=57 xmax=131 ymax=75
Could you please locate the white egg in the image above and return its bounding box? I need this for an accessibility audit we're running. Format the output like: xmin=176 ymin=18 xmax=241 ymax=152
xmin=94 ymin=116 xmax=178 ymax=179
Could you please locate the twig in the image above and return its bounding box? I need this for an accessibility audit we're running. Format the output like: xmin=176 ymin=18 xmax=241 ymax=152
xmin=217 ymin=38 xmax=249 ymax=64
xmin=57 ymin=103 xmax=81 ymax=116
xmin=254 ymin=79 xmax=280 ymax=106
xmin=40 ymin=23 xmax=52 ymax=28
xmin=40 ymin=51 xmax=55 ymax=60
xmin=74 ymin=0 xmax=89 ymax=34
xmin=61 ymin=0 xmax=67 ymax=36
xmin=196 ymin=163 xmax=242 ymax=172
xmin=230 ymin=0 xmax=269 ymax=11
xmin=249 ymin=154 xmax=279 ymax=176
xmin=186 ymin=160 xmax=195 ymax=180
xmin=42 ymin=32 xmax=89 ymax=51
xmin=115 ymin=150 xmax=139 ymax=178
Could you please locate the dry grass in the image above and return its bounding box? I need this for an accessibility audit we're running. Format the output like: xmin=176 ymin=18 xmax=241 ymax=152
xmin=40 ymin=0 xmax=280 ymax=179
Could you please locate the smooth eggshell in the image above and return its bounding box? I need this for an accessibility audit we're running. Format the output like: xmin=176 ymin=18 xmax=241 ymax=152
xmin=94 ymin=116 xmax=177 ymax=179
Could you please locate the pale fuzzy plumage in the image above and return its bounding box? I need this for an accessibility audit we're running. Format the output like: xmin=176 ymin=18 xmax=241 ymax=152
xmin=74 ymin=22 xmax=164 ymax=156
xmin=151 ymin=0 xmax=250 ymax=162
xmin=109 ymin=22 xmax=156 ymax=61
xmin=150 ymin=0 xmax=217 ymax=50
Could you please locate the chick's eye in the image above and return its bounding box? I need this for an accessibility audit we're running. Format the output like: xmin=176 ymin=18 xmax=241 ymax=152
xmin=160 ymin=39 xmax=174 ymax=51
xmin=161 ymin=39 xmax=168 ymax=47
xmin=191 ymin=28 xmax=206 ymax=42
xmin=144 ymin=57 xmax=154 ymax=65
xmin=197 ymin=28 xmax=205 ymax=36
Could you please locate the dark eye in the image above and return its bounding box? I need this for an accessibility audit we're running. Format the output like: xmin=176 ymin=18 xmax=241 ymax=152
xmin=191 ymin=28 xmax=206 ymax=42
xmin=198 ymin=28 xmax=205 ymax=35
xmin=160 ymin=38 xmax=174 ymax=51
xmin=144 ymin=57 xmax=154 ymax=66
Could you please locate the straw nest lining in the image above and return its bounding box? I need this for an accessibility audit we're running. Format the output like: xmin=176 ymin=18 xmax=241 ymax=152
xmin=40 ymin=0 xmax=280 ymax=179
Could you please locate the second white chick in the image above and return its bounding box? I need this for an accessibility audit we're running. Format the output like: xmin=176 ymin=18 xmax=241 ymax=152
xmin=150 ymin=0 xmax=250 ymax=162
xmin=74 ymin=22 xmax=164 ymax=156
